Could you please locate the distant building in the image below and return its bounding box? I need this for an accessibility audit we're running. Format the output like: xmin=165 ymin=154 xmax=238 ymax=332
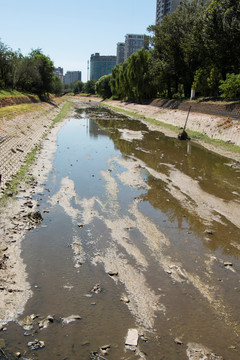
xmin=54 ymin=67 xmax=64 ymax=83
xmin=64 ymin=71 xmax=82 ymax=85
xmin=156 ymin=0 xmax=206 ymax=24
xmin=116 ymin=42 xmax=125 ymax=65
xmin=124 ymin=34 xmax=146 ymax=61
xmin=90 ymin=53 xmax=117 ymax=81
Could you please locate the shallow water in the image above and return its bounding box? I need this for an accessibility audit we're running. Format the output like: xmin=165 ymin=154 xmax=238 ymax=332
xmin=2 ymin=104 xmax=240 ymax=359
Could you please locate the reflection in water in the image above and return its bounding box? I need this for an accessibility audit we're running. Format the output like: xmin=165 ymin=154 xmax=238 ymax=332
xmin=2 ymin=104 xmax=240 ymax=360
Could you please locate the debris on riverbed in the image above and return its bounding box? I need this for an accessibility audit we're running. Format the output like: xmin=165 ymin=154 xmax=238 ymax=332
xmin=125 ymin=328 xmax=139 ymax=346
xmin=27 ymin=339 xmax=45 ymax=350
xmin=27 ymin=210 xmax=43 ymax=224
xmin=186 ymin=343 xmax=223 ymax=360
xmin=61 ymin=314 xmax=82 ymax=325
xmin=91 ymin=283 xmax=102 ymax=294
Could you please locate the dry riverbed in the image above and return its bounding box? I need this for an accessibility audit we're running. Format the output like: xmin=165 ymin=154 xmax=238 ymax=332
xmin=0 ymin=97 xmax=239 ymax=359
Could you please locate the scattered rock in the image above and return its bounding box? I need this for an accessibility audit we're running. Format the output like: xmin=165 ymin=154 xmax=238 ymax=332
xmin=186 ymin=342 xmax=223 ymax=360
xmin=125 ymin=328 xmax=138 ymax=346
xmin=28 ymin=210 xmax=43 ymax=223
xmin=91 ymin=283 xmax=102 ymax=294
xmin=205 ymin=229 xmax=214 ymax=235
xmin=120 ymin=296 xmax=130 ymax=303
xmin=224 ymin=261 xmax=233 ymax=267
xmin=62 ymin=314 xmax=81 ymax=325
xmin=47 ymin=315 xmax=54 ymax=322
xmin=27 ymin=339 xmax=45 ymax=350
xmin=39 ymin=318 xmax=51 ymax=329
xmin=107 ymin=270 xmax=118 ymax=277
xmin=19 ymin=314 xmax=38 ymax=331
xmin=174 ymin=338 xmax=183 ymax=345
xmin=15 ymin=352 xmax=21 ymax=358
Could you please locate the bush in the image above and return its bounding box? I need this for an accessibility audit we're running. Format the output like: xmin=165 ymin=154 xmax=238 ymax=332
xmin=219 ymin=73 xmax=240 ymax=99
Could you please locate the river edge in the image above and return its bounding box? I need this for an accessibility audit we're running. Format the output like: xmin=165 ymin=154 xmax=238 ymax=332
xmin=0 ymin=96 xmax=239 ymax=325
xmin=102 ymin=98 xmax=240 ymax=163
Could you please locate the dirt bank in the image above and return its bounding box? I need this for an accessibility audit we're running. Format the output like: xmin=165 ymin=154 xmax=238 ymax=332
xmin=104 ymin=99 xmax=240 ymax=162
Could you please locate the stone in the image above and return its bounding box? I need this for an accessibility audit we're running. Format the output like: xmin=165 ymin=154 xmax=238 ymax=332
xmin=27 ymin=339 xmax=45 ymax=350
xmin=91 ymin=283 xmax=102 ymax=294
xmin=125 ymin=328 xmax=138 ymax=346
xmin=120 ymin=296 xmax=130 ymax=303
xmin=62 ymin=315 xmax=81 ymax=324
xmin=224 ymin=261 xmax=233 ymax=267
xmin=174 ymin=338 xmax=183 ymax=345
xmin=28 ymin=211 xmax=43 ymax=223
xmin=108 ymin=270 xmax=118 ymax=276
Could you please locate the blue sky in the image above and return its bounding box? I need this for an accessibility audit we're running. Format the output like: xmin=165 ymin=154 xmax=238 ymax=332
xmin=0 ymin=0 xmax=156 ymax=81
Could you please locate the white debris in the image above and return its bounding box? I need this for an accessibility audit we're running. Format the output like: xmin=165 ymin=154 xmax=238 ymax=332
xmin=125 ymin=328 xmax=138 ymax=346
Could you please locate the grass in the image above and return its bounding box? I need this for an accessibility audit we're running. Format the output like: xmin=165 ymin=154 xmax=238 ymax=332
xmin=50 ymin=100 xmax=73 ymax=128
xmin=0 ymin=145 xmax=40 ymax=204
xmin=0 ymin=90 xmax=36 ymax=99
xmin=103 ymin=102 xmax=240 ymax=155
xmin=0 ymin=103 xmax=43 ymax=120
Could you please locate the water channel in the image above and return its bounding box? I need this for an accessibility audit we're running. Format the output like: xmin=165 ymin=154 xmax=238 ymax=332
xmin=2 ymin=103 xmax=240 ymax=359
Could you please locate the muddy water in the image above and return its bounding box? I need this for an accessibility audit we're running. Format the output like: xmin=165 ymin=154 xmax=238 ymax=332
xmin=2 ymin=104 xmax=240 ymax=359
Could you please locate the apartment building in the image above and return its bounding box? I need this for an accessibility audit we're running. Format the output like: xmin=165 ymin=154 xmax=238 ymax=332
xmin=156 ymin=0 xmax=181 ymax=23
xmin=124 ymin=34 xmax=146 ymax=61
xmin=116 ymin=42 xmax=125 ymax=65
xmin=90 ymin=53 xmax=117 ymax=81
xmin=64 ymin=71 xmax=82 ymax=85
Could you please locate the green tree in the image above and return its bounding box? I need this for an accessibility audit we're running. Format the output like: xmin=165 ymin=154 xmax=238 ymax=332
xmin=82 ymin=80 xmax=96 ymax=94
xmin=0 ymin=40 xmax=18 ymax=89
xmin=30 ymin=49 xmax=55 ymax=98
xmin=219 ymin=73 xmax=240 ymax=99
xmin=203 ymin=0 xmax=240 ymax=80
xmin=52 ymin=75 xmax=63 ymax=96
xmin=148 ymin=0 xmax=206 ymax=97
xmin=73 ymin=80 xmax=84 ymax=94
xmin=95 ymin=75 xmax=112 ymax=99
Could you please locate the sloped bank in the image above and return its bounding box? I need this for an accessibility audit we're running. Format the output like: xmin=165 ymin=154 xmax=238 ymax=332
xmin=103 ymin=99 xmax=240 ymax=162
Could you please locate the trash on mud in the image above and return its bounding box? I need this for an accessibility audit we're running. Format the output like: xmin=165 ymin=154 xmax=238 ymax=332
xmin=125 ymin=328 xmax=138 ymax=346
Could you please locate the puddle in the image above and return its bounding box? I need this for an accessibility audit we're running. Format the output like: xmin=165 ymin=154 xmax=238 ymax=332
xmin=1 ymin=105 xmax=240 ymax=359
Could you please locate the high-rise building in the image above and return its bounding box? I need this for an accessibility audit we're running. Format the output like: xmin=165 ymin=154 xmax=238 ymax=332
xmin=124 ymin=34 xmax=146 ymax=61
xmin=90 ymin=53 xmax=116 ymax=81
xmin=63 ymin=71 xmax=82 ymax=85
xmin=116 ymin=42 xmax=125 ymax=65
xmin=156 ymin=0 xmax=181 ymax=24
xmin=54 ymin=67 xmax=64 ymax=83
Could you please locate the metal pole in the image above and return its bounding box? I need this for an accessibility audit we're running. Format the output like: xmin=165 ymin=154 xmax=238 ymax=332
xmin=183 ymin=105 xmax=191 ymax=130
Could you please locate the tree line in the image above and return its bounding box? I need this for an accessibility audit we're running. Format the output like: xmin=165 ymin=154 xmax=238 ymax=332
xmin=96 ymin=0 xmax=240 ymax=101
xmin=0 ymin=42 xmax=64 ymax=98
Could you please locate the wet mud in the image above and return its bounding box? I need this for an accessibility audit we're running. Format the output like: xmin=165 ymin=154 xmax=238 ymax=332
xmin=0 ymin=103 xmax=240 ymax=359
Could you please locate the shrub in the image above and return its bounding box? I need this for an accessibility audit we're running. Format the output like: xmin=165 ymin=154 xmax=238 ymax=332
xmin=219 ymin=73 xmax=240 ymax=99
